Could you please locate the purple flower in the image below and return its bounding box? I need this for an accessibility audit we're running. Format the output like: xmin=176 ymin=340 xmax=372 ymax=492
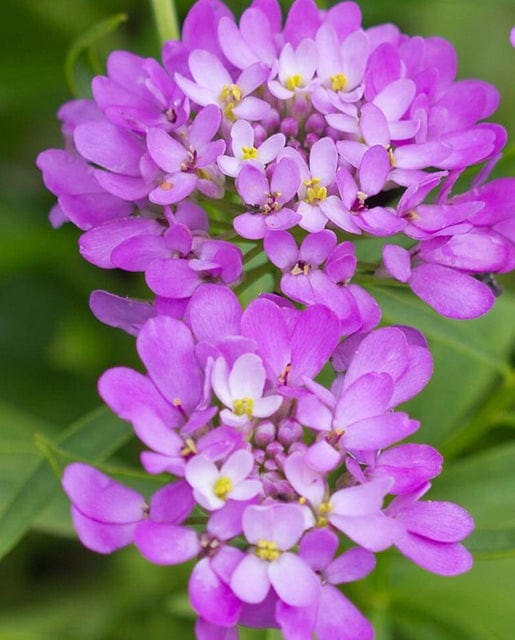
xmin=385 ymin=485 xmax=474 ymax=576
xmin=230 ymin=503 xmax=320 ymax=606
xmin=185 ymin=449 xmax=262 ymax=510
xmin=175 ymin=51 xmax=270 ymax=121
xmin=212 ymin=353 xmax=283 ymax=426
xmin=218 ymin=119 xmax=285 ymax=177
xmin=234 ymin=158 xmax=301 ymax=239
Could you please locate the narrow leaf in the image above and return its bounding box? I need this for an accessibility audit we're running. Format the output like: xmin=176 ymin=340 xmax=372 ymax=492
xmin=0 ymin=406 xmax=131 ymax=560
xmin=65 ymin=13 xmax=128 ymax=97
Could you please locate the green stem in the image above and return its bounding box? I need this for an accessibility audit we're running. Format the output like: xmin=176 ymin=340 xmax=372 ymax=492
xmin=441 ymin=370 xmax=515 ymax=460
xmin=234 ymin=262 xmax=273 ymax=295
xmin=185 ymin=516 xmax=209 ymax=526
xmin=150 ymin=0 xmax=180 ymax=45
xmin=356 ymin=274 xmax=408 ymax=289
xmin=243 ymin=243 xmax=263 ymax=263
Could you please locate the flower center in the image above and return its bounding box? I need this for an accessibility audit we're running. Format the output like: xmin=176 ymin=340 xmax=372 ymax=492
xmin=304 ymin=178 xmax=327 ymax=204
xmin=180 ymin=437 xmax=197 ymax=457
xmin=159 ymin=180 xmax=174 ymax=190
xmin=220 ymin=83 xmax=243 ymax=120
xmin=286 ymin=74 xmax=302 ymax=91
xmin=213 ymin=476 xmax=233 ymax=500
xmin=291 ymin=260 xmax=310 ymax=276
xmin=316 ymin=501 xmax=333 ymax=527
xmin=330 ymin=73 xmax=348 ymax=91
xmin=255 ymin=539 xmax=281 ymax=561
xmin=386 ymin=144 xmax=396 ymax=167
xmin=233 ymin=397 xmax=254 ymax=417
xmin=242 ymin=146 xmax=258 ymax=160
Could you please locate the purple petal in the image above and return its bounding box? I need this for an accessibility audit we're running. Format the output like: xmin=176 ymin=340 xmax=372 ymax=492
xmin=189 ymin=557 xmax=242 ymax=626
xmin=190 ymin=104 xmax=222 ymax=148
xmin=316 ymin=584 xmax=374 ymax=640
xmin=309 ymin=137 xmax=338 ymax=185
xmin=234 ymin=213 xmax=267 ymax=239
xmin=136 ymin=316 xmax=202 ymax=412
xmin=325 ymin=547 xmax=376 ymax=584
xmin=334 ymin=372 xmax=393 ymax=426
xmin=150 ymin=481 xmax=195 ymax=524
xmin=243 ymin=504 xmax=305 ymax=549
xmin=395 ymin=532 xmax=473 ymax=576
xmin=329 ymin=513 xmax=401 ymax=551
xmin=382 ymin=244 xmax=412 ymax=282
xmin=264 ymin=230 xmax=298 ymax=270
xmin=299 ymin=230 xmax=337 ymax=266
xmin=89 ymin=290 xmax=155 ymax=336
xmin=269 ymin=552 xmax=320 ymax=607
xmin=145 ymin=258 xmax=200 ymax=298
xmin=98 ymin=366 xmax=179 ymax=429
xmin=359 ymin=145 xmax=390 ymax=196
xmin=230 ymin=553 xmax=271 ymax=603
xmin=272 ymin=158 xmax=301 ymax=203
xmin=374 ymin=444 xmax=443 ymax=495
xmin=134 ymin=521 xmax=200 ymax=564
xmin=74 ymin=121 xmax=144 ymax=176
xmin=79 ymin=217 xmax=162 ymax=269
xmin=283 ymin=0 xmax=320 ymax=46
xmin=236 ymin=164 xmax=268 ymax=205
xmin=395 ymin=501 xmax=474 ymax=542
xmin=344 ymin=412 xmax=419 ymax=450
xmin=343 ymin=327 xmax=409 ymax=387
xmin=373 ymin=78 xmax=416 ymax=121
xmin=275 ymin=599 xmax=317 ymax=640
xmin=71 ymin=506 xmax=137 ymax=554
xmin=409 ymin=263 xmax=495 ymax=319
xmin=187 ymin=284 xmax=242 ymax=342
xmin=298 ymin=528 xmax=339 ymax=571
xmin=241 ymin=298 xmax=291 ymax=381
xmin=289 ymin=304 xmax=340 ymax=384
xmin=62 ymin=463 xmax=145 ymax=523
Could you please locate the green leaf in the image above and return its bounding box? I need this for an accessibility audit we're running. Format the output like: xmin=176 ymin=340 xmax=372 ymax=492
xmin=65 ymin=13 xmax=127 ymax=97
xmin=389 ymin=556 xmax=515 ymax=640
xmin=466 ymin=528 xmax=515 ymax=560
xmin=430 ymin=442 xmax=515 ymax=531
xmin=0 ymin=406 xmax=132 ymax=561
xmin=367 ymin=286 xmax=515 ymax=447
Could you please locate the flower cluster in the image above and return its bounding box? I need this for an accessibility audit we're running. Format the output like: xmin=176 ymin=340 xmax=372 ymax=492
xmin=62 ymin=288 xmax=473 ymax=637
xmin=36 ymin=0 xmax=515 ymax=637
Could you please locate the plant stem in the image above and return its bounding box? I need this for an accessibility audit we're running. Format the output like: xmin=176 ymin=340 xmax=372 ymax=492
xmin=150 ymin=0 xmax=180 ymax=45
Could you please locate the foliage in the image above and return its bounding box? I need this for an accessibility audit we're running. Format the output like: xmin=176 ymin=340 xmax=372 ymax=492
xmin=1 ymin=0 xmax=514 ymax=638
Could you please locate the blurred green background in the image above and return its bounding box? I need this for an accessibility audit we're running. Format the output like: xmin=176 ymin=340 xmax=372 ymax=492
xmin=1 ymin=0 xmax=515 ymax=638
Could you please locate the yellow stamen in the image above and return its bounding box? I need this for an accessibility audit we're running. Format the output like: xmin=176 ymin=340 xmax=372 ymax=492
xmin=196 ymin=168 xmax=210 ymax=180
xmin=298 ymin=496 xmax=307 ymax=505
xmin=220 ymin=84 xmax=243 ymax=121
xmin=255 ymin=539 xmax=281 ymax=561
xmin=316 ymin=501 xmax=333 ymax=527
xmin=180 ymin=438 xmax=198 ymax=457
xmin=233 ymin=397 xmax=254 ymax=417
xmin=286 ymin=74 xmax=302 ymax=91
xmin=387 ymin=144 xmax=396 ymax=167
xmin=330 ymin=73 xmax=348 ymax=91
xmin=319 ymin=501 xmax=333 ymax=515
xmin=242 ymin=146 xmax=258 ymax=160
xmin=290 ymin=262 xmax=310 ymax=276
xmin=304 ymin=177 xmax=327 ymax=204
xmin=213 ymin=476 xmax=232 ymax=500
xmin=220 ymin=84 xmax=242 ymax=102
xmin=159 ymin=180 xmax=174 ymax=191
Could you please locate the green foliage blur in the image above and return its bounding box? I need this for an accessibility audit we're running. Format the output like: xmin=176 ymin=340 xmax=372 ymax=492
xmin=0 ymin=0 xmax=514 ymax=638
